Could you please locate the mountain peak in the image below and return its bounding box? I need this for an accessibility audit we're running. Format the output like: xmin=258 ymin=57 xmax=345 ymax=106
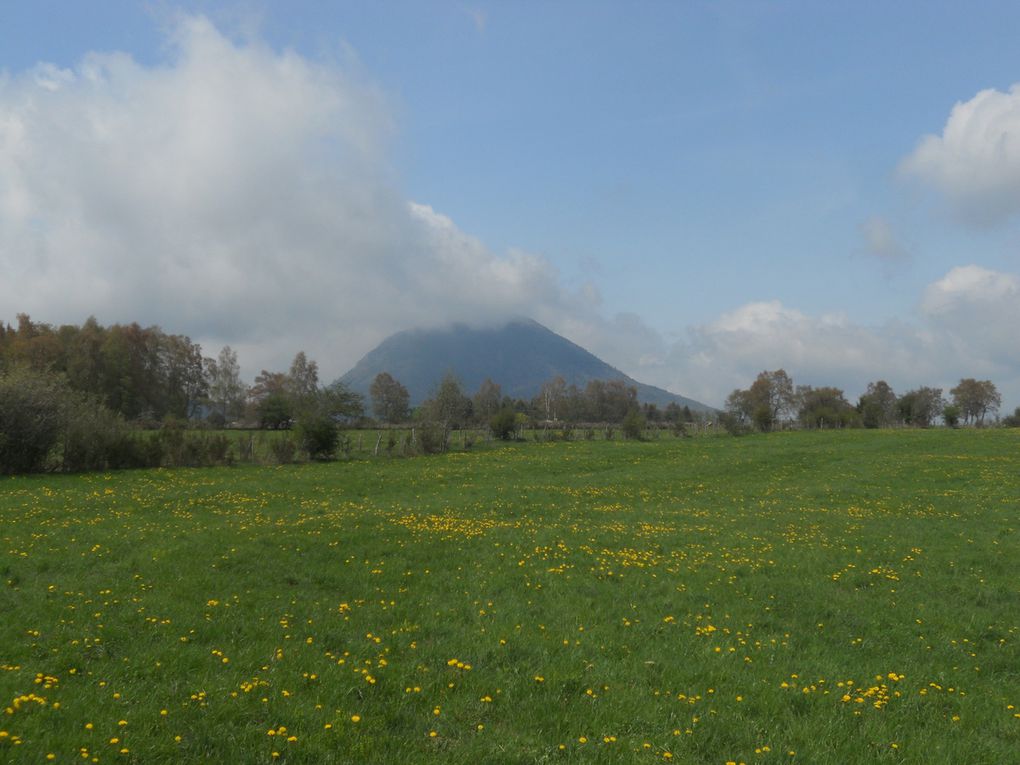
xmin=339 ymin=319 xmax=712 ymax=412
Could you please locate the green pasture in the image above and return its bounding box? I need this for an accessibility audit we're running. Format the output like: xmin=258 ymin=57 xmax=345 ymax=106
xmin=1 ymin=430 xmax=1018 ymax=763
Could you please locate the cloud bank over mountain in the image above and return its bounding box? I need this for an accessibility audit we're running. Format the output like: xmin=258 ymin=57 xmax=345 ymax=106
xmin=1 ymin=14 xmax=1017 ymax=409
xmin=0 ymin=16 xmax=588 ymax=373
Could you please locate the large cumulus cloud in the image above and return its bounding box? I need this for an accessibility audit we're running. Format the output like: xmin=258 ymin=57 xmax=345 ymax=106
xmin=0 ymin=15 xmax=585 ymax=378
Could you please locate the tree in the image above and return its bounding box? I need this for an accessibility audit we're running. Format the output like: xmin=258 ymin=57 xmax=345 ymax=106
xmin=63 ymin=316 xmax=105 ymax=399
xmin=286 ymin=351 xmax=320 ymax=404
xmin=622 ymin=407 xmax=646 ymax=439
xmin=419 ymin=373 xmax=472 ymax=450
xmin=256 ymin=392 xmax=293 ymax=429
xmin=664 ymin=402 xmax=683 ymax=424
xmin=319 ymin=380 xmax=364 ymax=422
xmin=897 ymin=387 xmax=943 ymax=428
xmin=561 ymin=384 xmax=586 ymax=422
xmin=293 ymin=380 xmax=362 ymax=460
xmin=942 ymin=404 xmax=961 ymax=428
xmin=248 ymin=370 xmax=291 ymax=428
xmin=857 ymin=380 xmax=897 ymax=429
xmin=797 ymin=386 xmax=858 ymax=429
xmin=949 ymin=379 xmax=1001 ymax=425
xmin=0 ymin=366 xmax=142 ymax=474
xmin=158 ymin=333 xmax=207 ymax=419
xmin=98 ymin=323 xmax=160 ymax=420
xmin=748 ymin=369 xmax=795 ymax=431
xmin=295 ymin=415 xmax=340 ymax=460
xmin=582 ymin=379 xmax=637 ymax=422
xmin=489 ymin=406 xmax=518 ymax=440
xmin=537 ymin=376 xmax=566 ymax=420
xmin=369 ymin=372 xmax=410 ymax=424
xmin=0 ymin=366 xmax=68 ymax=473
xmin=250 ymin=370 xmax=288 ymax=400
xmin=434 ymin=374 xmax=473 ymax=426
xmin=725 ymin=388 xmax=754 ymax=424
xmin=205 ymin=346 xmax=246 ymax=424
xmin=726 ymin=370 xmax=795 ymax=432
xmin=472 ymin=378 xmax=502 ymax=424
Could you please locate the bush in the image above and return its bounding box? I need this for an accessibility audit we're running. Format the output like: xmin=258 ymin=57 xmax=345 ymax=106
xmin=116 ymin=433 xmax=164 ymax=469
xmin=415 ymin=421 xmax=448 ymax=454
xmin=719 ymin=412 xmax=751 ymax=436
xmin=489 ymin=407 xmax=518 ymax=440
xmin=943 ymin=404 xmax=961 ymax=428
xmin=295 ymin=414 xmax=340 ymax=460
xmin=0 ymin=366 xmax=165 ymax=474
xmin=60 ymin=398 xmax=138 ymax=472
xmin=269 ymin=435 xmax=298 ymax=464
xmin=0 ymin=366 xmax=67 ymax=474
xmin=622 ymin=408 xmax=646 ymax=440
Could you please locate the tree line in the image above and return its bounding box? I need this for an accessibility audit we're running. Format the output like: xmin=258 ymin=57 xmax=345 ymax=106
xmin=0 ymin=314 xmax=697 ymax=468
xmin=723 ymin=369 xmax=1012 ymax=433
xmin=3 ymin=314 xmax=1017 ymax=472
xmin=0 ymin=315 xmax=365 ymax=472
xmin=368 ymin=371 xmax=701 ymax=448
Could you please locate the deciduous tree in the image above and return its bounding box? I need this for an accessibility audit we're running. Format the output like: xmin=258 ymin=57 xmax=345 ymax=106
xmin=857 ymin=380 xmax=897 ymax=429
xmin=369 ymin=372 xmax=410 ymax=424
xmin=472 ymin=378 xmax=502 ymax=423
xmin=897 ymin=387 xmax=943 ymax=428
xmin=949 ymin=378 xmax=1001 ymax=425
xmin=205 ymin=346 xmax=246 ymax=424
xmin=797 ymin=385 xmax=858 ymax=429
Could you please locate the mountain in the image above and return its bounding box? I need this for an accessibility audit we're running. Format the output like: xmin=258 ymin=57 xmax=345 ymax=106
xmin=338 ymin=318 xmax=714 ymax=413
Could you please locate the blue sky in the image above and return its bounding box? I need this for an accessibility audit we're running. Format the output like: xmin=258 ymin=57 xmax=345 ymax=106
xmin=2 ymin=1 xmax=1019 ymax=410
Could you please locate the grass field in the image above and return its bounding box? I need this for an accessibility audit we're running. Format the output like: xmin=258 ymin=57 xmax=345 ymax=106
xmin=1 ymin=430 xmax=1018 ymax=763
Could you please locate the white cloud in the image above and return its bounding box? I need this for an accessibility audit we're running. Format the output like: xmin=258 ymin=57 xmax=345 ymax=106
xmin=0 ymin=16 xmax=574 ymax=379
xmin=900 ymin=84 xmax=1020 ymax=225
xmin=654 ymin=302 xmax=932 ymax=406
xmin=634 ymin=266 xmax=1020 ymax=410
xmin=921 ymin=264 xmax=1020 ymax=313
xmin=920 ymin=265 xmax=1020 ymax=369
xmin=4 ymin=16 xmax=1018 ymax=414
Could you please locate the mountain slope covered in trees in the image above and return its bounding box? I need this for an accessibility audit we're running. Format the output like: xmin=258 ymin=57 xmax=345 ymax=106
xmin=339 ymin=318 xmax=713 ymax=412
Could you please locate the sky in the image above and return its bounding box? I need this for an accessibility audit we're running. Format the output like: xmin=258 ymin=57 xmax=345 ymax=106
xmin=1 ymin=1 xmax=1019 ymax=411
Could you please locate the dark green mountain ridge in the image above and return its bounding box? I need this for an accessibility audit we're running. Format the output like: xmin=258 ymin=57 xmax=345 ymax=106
xmin=338 ymin=318 xmax=713 ymax=412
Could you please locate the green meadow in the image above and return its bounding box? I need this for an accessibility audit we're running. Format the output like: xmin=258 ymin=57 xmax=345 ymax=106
xmin=1 ymin=430 xmax=1018 ymax=764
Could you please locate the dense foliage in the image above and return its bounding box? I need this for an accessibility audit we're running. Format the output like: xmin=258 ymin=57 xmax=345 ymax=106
xmin=0 ymin=314 xmax=205 ymax=422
